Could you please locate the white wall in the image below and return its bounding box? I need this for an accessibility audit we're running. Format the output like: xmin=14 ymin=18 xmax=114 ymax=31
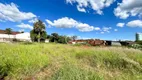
xmin=45 ymin=39 xmax=49 ymax=43
xmin=0 ymin=34 xmax=15 ymax=39
xmin=16 ymin=32 xmax=31 ymax=41
xmin=0 ymin=32 xmax=31 ymax=42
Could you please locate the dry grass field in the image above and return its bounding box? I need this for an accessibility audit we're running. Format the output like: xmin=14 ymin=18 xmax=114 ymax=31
xmin=0 ymin=43 xmax=142 ymax=80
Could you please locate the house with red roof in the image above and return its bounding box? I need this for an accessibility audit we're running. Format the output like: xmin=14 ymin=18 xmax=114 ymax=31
xmin=0 ymin=29 xmax=31 ymax=42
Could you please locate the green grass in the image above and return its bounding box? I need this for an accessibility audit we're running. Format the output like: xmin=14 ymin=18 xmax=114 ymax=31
xmin=0 ymin=43 xmax=142 ymax=80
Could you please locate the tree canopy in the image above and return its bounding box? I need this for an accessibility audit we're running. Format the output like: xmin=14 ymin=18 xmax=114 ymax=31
xmin=71 ymin=36 xmax=77 ymax=41
xmin=5 ymin=28 xmax=12 ymax=35
xmin=48 ymin=33 xmax=71 ymax=44
xmin=30 ymin=20 xmax=47 ymax=42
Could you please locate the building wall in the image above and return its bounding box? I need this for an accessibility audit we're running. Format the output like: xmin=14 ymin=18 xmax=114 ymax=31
xmin=0 ymin=38 xmax=12 ymax=42
xmin=136 ymin=33 xmax=142 ymax=41
xmin=0 ymin=34 xmax=16 ymax=39
xmin=139 ymin=34 xmax=142 ymax=41
xmin=0 ymin=33 xmax=31 ymax=42
xmin=15 ymin=32 xmax=31 ymax=41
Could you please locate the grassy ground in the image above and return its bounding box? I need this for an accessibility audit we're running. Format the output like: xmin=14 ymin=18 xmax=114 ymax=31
xmin=0 ymin=43 xmax=142 ymax=80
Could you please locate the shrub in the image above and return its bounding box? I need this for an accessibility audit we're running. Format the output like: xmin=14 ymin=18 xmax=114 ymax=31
xmin=129 ymin=44 xmax=142 ymax=50
xmin=136 ymin=41 xmax=142 ymax=45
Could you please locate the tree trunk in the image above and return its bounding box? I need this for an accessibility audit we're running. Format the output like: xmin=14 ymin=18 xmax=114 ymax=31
xmin=38 ymin=32 xmax=41 ymax=43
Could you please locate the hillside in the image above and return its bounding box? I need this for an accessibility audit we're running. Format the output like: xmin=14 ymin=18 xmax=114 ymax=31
xmin=0 ymin=43 xmax=142 ymax=80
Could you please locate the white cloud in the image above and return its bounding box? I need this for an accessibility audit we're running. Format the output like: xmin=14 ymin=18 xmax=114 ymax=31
xmin=114 ymin=29 xmax=118 ymax=31
xmin=76 ymin=23 xmax=94 ymax=32
xmin=66 ymin=0 xmax=115 ymax=15
xmin=139 ymin=13 xmax=142 ymax=18
xmin=77 ymin=36 xmax=90 ymax=39
xmin=114 ymin=0 xmax=142 ymax=19
xmin=77 ymin=5 xmax=86 ymax=12
xmin=17 ymin=23 xmax=33 ymax=29
xmin=116 ymin=23 xmax=125 ymax=27
xmin=43 ymin=22 xmax=47 ymax=27
xmin=46 ymin=17 xmax=100 ymax=32
xmin=0 ymin=3 xmax=36 ymax=22
xmin=94 ymin=27 xmax=101 ymax=31
xmin=102 ymin=27 xmax=112 ymax=33
xmin=100 ymin=32 xmax=104 ymax=34
xmin=28 ymin=18 xmax=38 ymax=23
xmin=46 ymin=17 xmax=77 ymax=28
xmin=127 ymin=20 xmax=142 ymax=28
xmin=46 ymin=19 xmax=54 ymax=28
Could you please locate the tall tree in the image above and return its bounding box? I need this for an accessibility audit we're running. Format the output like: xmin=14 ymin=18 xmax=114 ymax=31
xmin=51 ymin=33 xmax=59 ymax=43
xmin=5 ymin=28 xmax=12 ymax=41
xmin=30 ymin=20 xmax=47 ymax=42
xmin=71 ymin=36 xmax=77 ymax=41
xmin=48 ymin=33 xmax=71 ymax=44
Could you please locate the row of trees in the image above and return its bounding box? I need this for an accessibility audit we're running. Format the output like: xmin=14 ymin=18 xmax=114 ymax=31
xmin=3 ymin=20 xmax=77 ymax=44
xmin=30 ymin=19 xmax=78 ymax=44
xmin=47 ymin=33 xmax=71 ymax=44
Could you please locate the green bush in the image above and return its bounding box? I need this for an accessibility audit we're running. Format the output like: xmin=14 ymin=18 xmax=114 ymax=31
xmin=136 ymin=41 xmax=142 ymax=45
xmin=129 ymin=44 xmax=142 ymax=50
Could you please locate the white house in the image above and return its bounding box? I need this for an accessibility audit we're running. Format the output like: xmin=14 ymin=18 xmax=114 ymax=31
xmin=0 ymin=30 xmax=31 ymax=42
xmin=16 ymin=32 xmax=31 ymax=42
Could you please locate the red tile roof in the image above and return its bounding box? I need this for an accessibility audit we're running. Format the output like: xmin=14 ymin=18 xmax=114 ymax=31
xmin=0 ymin=30 xmax=20 ymax=35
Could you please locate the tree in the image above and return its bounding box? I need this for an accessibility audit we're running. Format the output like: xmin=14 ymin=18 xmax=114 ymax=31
xmin=47 ymin=35 xmax=50 ymax=39
xmin=30 ymin=30 xmax=37 ymax=42
xmin=58 ymin=36 xmax=66 ymax=44
xmin=48 ymin=33 xmax=71 ymax=44
xmin=5 ymin=28 xmax=12 ymax=41
xmin=50 ymin=33 xmax=59 ymax=43
xmin=30 ymin=20 xmax=47 ymax=42
xmin=71 ymin=35 xmax=77 ymax=41
xmin=58 ymin=36 xmax=71 ymax=44
xmin=65 ymin=36 xmax=71 ymax=43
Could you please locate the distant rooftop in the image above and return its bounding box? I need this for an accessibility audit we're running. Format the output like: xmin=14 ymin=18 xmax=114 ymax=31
xmin=0 ymin=29 xmax=20 ymax=35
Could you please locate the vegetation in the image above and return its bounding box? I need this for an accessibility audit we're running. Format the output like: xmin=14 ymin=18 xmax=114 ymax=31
xmin=71 ymin=35 xmax=78 ymax=41
xmin=73 ymin=42 xmax=91 ymax=46
xmin=129 ymin=44 xmax=142 ymax=50
xmin=136 ymin=41 xmax=142 ymax=45
xmin=48 ymin=33 xmax=71 ymax=44
xmin=127 ymin=41 xmax=142 ymax=50
xmin=5 ymin=28 xmax=12 ymax=41
xmin=30 ymin=20 xmax=47 ymax=42
xmin=0 ymin=43 xmax=142 ymax=80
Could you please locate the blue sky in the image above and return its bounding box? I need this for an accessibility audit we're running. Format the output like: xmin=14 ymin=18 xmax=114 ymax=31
xmin=0 ymin=0 xmax=142 ymax=40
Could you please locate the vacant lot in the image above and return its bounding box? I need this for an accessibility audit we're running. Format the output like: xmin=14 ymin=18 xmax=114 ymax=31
xmin=0 ymin=43 xmax=142 ymax=80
